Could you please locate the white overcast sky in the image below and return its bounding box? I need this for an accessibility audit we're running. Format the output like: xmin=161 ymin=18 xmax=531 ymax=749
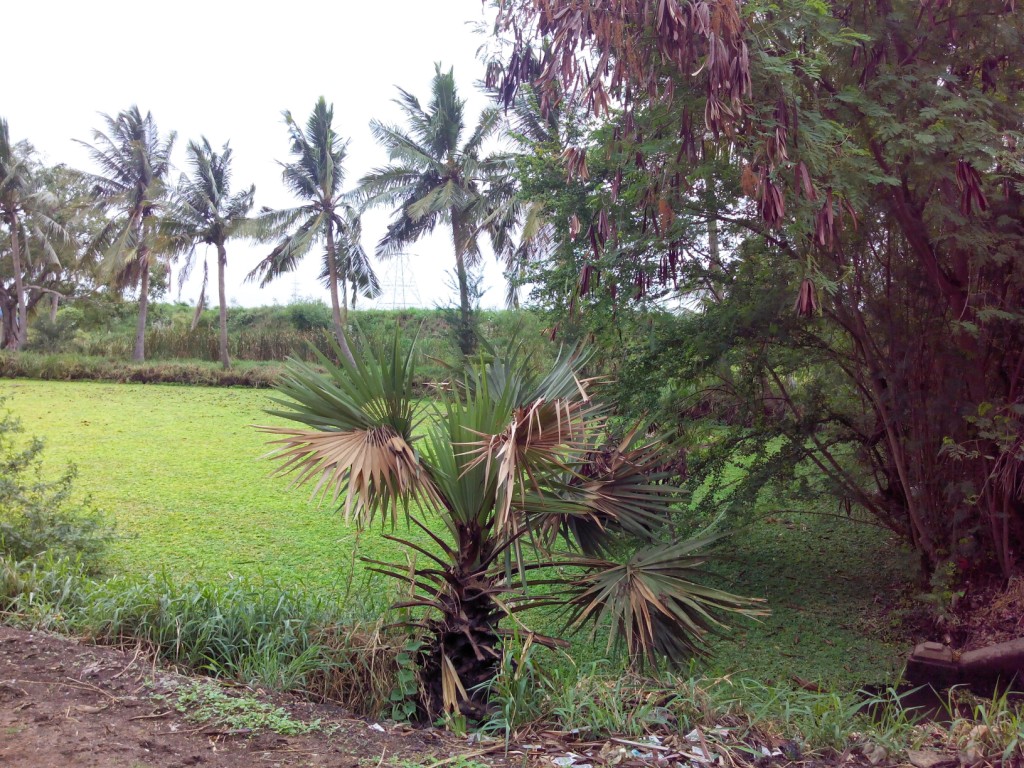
xmin=6 ymin=0 xmax=510 ymax=310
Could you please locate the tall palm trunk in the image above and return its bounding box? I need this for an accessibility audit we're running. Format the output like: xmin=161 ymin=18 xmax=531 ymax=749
xmin=451 ymin=217 xmax=476 ymax=356
xmin=133 ymin=249 xmax=150 ymax=362
xmin=325 ymin=224 xmax=356 ymax=366
xmin=216 ymin=242 xmax=230 ymax=369
xmin=6 ymin=211 xmax=27 ymax=350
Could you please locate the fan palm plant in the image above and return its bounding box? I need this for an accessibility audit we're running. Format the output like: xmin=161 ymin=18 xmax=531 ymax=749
xmin=260 ymin=331 xmax=763 ymax=721
xmin=162 ymin=138 xmax=255 ymax=369
xmin=248 ymin=98 xmax=379 ymax=365
xmin=0 ymin=119 xmax=69 ymax=349
xmin=358 ymin=64 xmax=517 ymax=355
xmin=76 ymin=106 xmax=175 ymax=362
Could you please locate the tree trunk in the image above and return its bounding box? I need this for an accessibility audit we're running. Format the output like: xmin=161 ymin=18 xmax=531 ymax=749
xmin=216 ymin=242 xmax=230 ymax=370
xmin=418 ymin=524 xmax=502 ymax=723
xmin=49 ymin=292 xmax=58 ymax=323
xmin=325 ymin=224 xmax=356 ymax=366
xmin=7 ymin=211 xmax=27 ymax=350
xmin=0 ymin=290 xmax=15 ymax=349
xmin=133 ymin=251 xmax=150 ymax=362
xmin=706 ymin=212 xmax=725 ymax=304
xmin=452 ymin=218 xmax=476 ymax=356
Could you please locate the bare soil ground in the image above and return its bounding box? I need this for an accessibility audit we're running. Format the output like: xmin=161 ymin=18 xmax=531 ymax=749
xmin=0 ymin=625 xmax=487 ymax=768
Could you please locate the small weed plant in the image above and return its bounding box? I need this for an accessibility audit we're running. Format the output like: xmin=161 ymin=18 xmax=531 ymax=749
xmin=170 ymin=680 xmax=321 ymax=735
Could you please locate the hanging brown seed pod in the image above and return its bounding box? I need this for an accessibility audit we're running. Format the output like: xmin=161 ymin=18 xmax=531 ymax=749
xmin=794 ymin=277 xmax=818 ymax=317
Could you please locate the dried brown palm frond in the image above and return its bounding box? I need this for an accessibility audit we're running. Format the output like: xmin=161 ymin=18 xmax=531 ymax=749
xmin=459 ymin=394 xmax=597 ymax=539
xmin=259 ymin=424 xmax=430 ymax=528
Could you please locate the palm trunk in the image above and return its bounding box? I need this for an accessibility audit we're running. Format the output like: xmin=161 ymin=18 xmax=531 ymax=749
xmin=216 ymin=242 xmax=230 ymax=369
xmin=133 ymin=250 xmax=150 ymax=362
xmin=419 ymin=524 xmax=502 ymax=722
xmin=325 ymin=224 xmax=356 ymax=366
xmin=452 ymin=218 xmax=476 ymax=356
xmin=49 ymin=293 xmax=58 ymax=323
xmin=7 ymin=211 xmax=27 ymax=350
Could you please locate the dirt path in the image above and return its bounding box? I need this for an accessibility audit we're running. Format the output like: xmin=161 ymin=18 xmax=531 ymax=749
xmin=0 ymin=625 xmax=483 ymax=768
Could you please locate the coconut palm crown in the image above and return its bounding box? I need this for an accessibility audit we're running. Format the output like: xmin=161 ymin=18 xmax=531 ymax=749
xmin=259 ymin=330 xmax=764 ymax=721
xmin=358 ymin=64 xmax=518 ymax=355
xmin=248 ymin=98 xmax=379 ymax=365
xmin=162 ymin=138 xmax=255 ymax=369
xmin=76 ymin=106 xmax=175 ymax=362
xmin=0 ymin=119 xmax=69 ymax=349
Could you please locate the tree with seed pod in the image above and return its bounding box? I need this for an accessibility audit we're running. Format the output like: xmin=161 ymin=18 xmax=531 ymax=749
xmin=491 ymin=0 xmax=1024 ymax=581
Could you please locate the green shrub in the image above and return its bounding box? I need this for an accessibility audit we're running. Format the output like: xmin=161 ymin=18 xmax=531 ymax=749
xmin=0 ymin=404 xmax=114 ymax=570
xmin=26 ymin=307 xmax=84 ymax=354
xmin=286 ymin=301 xmax=333 ymax=331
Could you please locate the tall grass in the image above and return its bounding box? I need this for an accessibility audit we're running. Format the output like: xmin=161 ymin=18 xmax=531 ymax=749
xmin=0 ymin=352 xmax=283 ymax=386
xmin=0 ymin=554 xmax=402 ymax=716
xmin=3 ymin=552 xmax=1021 ymax=761
xmin=50 ymin=301 xmax=554 ymax=372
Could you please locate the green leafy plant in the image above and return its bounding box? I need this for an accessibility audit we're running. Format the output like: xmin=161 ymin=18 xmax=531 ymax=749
xmin=390 ymin=637 xmax=425 ymax=721
xmin=260 ymin=329 xmax=764 ymax=721
xmin=0 ymin=403 xmax=113 ymax=569
xmin=171 ymin=680 xmax=321 ymax=735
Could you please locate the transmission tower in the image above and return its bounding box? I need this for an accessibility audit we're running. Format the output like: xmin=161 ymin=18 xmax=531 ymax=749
xmin=378 ymin=253 xmax=422 ymax=309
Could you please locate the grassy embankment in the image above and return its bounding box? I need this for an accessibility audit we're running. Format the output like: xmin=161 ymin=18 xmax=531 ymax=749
xmin=0 ymin=378 xmax=915 ymax=686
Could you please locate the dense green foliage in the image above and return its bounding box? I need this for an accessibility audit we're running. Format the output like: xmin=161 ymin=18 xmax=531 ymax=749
xmin=492 ymin=0 xmax=1024 ymax=583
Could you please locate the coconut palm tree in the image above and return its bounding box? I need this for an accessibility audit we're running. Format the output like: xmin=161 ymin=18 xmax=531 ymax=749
xmin=259 ymin=330 xmax=763 ymax=721
xmin=0 ymin=120 xmax=70 ymax=349
xmin=162 ymin=138 xmax=255 ymax=369
xmin=359 ymin=64 xmax=517 ymax=355
xmin=77 ymin=106 xmax=175 ymax=362
xmin=248 ymin=98 xmax=379 ymax=365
